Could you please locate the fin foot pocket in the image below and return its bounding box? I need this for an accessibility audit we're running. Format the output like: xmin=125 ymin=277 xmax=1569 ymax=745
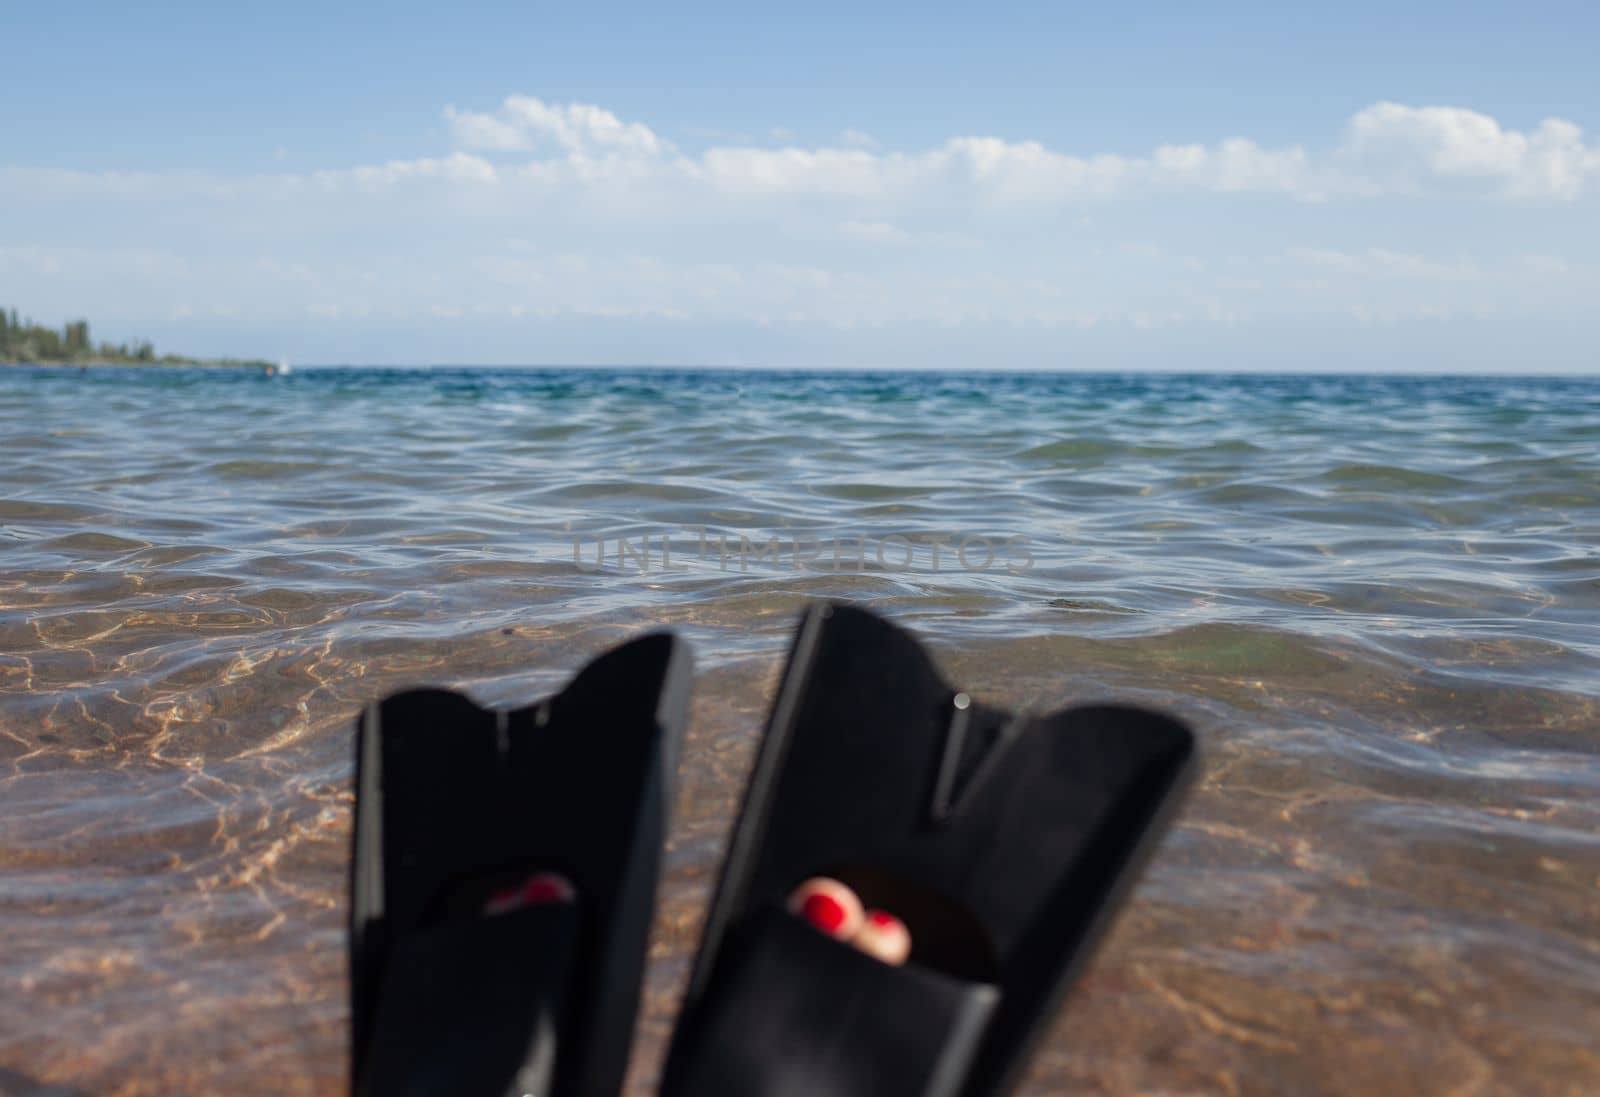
xmin=349 ymin=632 xmax=692 ymax=1097
xmin=663 ymin=603 xmax=1195 ymax=1097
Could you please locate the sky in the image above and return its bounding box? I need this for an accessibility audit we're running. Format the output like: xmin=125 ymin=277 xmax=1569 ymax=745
xmin=3 ymin=0 xmax=1598 ymax=370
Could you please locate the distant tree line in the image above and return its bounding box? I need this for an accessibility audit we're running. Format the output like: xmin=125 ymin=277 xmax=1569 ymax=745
xmin=0 ymin=306 xmax=269 ymax=368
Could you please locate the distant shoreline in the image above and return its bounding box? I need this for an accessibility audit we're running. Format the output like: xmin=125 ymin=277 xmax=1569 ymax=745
xmin=3 ymin=358 xmax=279 ymax=373
xmin=0 ymin=306 xmax=277 ymax=374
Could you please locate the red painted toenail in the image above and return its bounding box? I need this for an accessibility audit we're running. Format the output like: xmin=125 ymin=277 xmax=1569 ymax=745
xmin=521 ymin=874 xmax=574 ymax=905
xmin=801 ymin=892 xmax=848 ymax=934
xmin=868 ymin=910 xmax=902 ymax=930
xmin=483 ymin=872 xmax=575 ymax=915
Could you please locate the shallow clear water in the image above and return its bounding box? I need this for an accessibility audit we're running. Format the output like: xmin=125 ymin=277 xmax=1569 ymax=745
xmin=1 ymin=366 xmax=1597 ymax=1095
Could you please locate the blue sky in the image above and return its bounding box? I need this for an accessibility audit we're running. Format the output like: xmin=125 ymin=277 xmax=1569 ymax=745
xmin=4 ymin=1 xmax=1598 ymax=369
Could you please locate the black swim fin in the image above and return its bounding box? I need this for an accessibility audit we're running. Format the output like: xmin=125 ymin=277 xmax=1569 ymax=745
xmin=662 ymin=603 xmax=1195 ymax=1097
xmin=349 ymin=632 xmax=692 ymax=1097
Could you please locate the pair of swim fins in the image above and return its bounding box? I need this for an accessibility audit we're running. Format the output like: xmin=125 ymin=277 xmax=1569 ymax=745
xmin=349 ymin=602 xmax=1196 ymax=1097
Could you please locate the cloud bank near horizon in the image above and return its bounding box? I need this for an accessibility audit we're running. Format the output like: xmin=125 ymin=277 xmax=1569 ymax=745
xmin=432 ymin=96 xmax=1600 ymax=204
xmin=13 ymin=96 xmax=1598 ymax=205
xmin=1 ymin=96 xmax=1597 ymax=367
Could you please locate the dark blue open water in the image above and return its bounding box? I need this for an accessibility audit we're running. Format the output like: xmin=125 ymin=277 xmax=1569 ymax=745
xmin=1 ymin=367 xmax=1597 ymax=1094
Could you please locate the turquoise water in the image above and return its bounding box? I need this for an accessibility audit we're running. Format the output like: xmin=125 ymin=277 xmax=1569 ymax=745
xmin=1 ymin=366 xmax=1597 ymax=1094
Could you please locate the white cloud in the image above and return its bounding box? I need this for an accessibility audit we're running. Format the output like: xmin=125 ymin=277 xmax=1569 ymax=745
xmin=422 ymin=98 xmax=1600 ymax=206
xmin=446 ymin=95 xmax=668 ymax=158
xmin=698 ymin=146 xmax=889 ymax=197
xmin=1153 ymin=138 xmax=1316 ymax=196
xmin=443 ymin=107 xmax=527 ymax=152
xmin=10 ymin=98 xmax=1596 ymax=213
xmin=1341 ymin=102 xmax=1600 ymax=200
xmin=938 ymin=138 xmax=1136 ymax=201
xmin=691 ymin=135 xmax=1303 ymax=204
